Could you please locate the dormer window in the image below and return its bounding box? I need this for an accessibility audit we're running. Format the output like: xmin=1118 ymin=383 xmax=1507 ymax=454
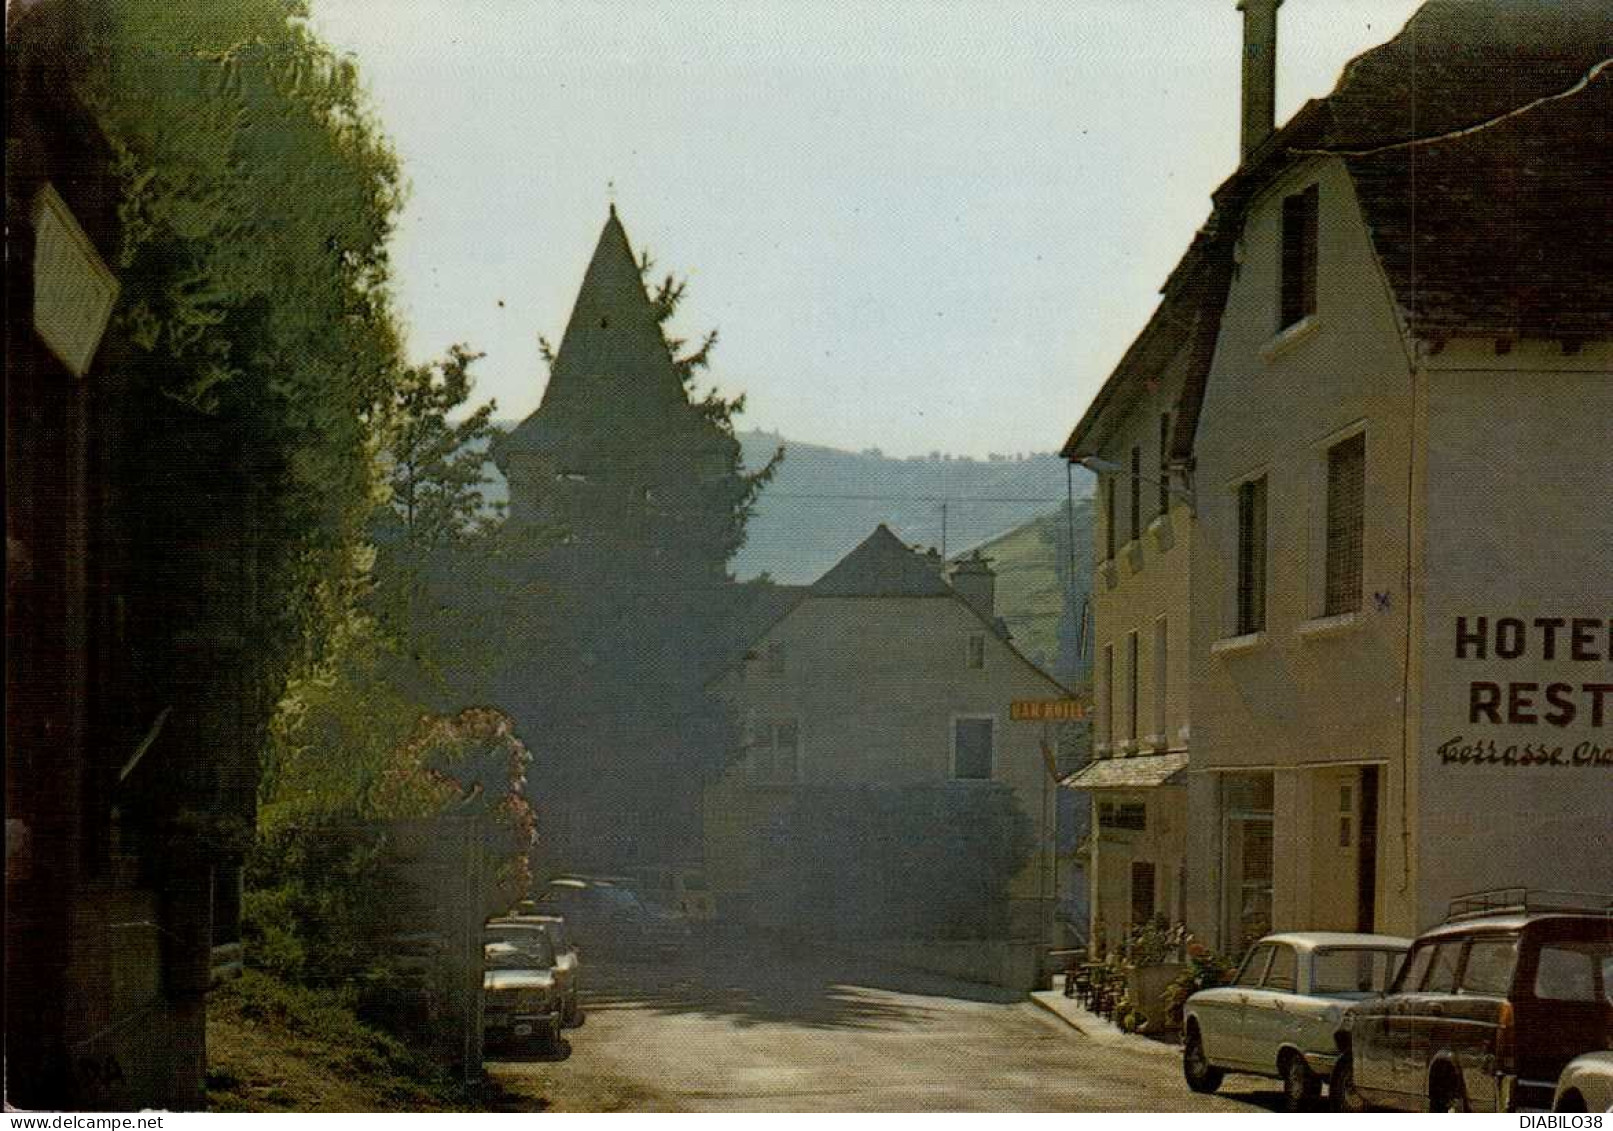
xmin=1279 ymin=184 xmax=1319 ymax=330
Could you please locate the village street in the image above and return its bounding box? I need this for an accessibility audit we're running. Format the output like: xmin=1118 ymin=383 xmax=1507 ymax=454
xmin=486 ymin=933 xmax=1278 ymax=1113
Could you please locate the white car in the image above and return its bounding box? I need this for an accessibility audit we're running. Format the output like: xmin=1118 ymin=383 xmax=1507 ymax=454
xmin=1183 ymin=931 xmax=1410 ymax=1111
xmin=1555 ymin=1053 xmax=1613 ymax=1113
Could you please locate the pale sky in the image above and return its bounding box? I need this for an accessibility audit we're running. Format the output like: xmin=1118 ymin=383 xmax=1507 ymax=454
xmin=310 ymin=0 xmax=1425 ymax=458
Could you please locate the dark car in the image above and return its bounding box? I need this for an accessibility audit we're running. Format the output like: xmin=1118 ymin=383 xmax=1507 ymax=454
xmin=537 ymin=876 xmax=690 ymax=960
xmin=1334 ymin=889 xmax=1613 ymax=1112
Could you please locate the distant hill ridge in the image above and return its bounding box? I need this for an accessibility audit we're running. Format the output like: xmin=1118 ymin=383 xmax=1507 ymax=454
xmin=481 ymin=424 xmax=1088 ymax=586
xmin=478 ymin=424 xmax=1091 ymax=681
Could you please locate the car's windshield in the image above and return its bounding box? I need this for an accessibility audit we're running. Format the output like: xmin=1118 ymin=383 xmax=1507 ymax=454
xmin=1312 ymin=947 xmax=1407 ymax=994
xmin=484 ymin=932 xmax=555 ymax=969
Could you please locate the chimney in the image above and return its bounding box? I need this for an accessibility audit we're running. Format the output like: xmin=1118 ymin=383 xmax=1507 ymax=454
xmin=949 ymin=551 xmax=996 ymax=621
xmin=1237 ymin=0 xmax=1282 ymax=163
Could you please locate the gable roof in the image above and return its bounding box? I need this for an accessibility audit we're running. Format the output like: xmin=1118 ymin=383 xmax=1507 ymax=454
xmin=1066 ymin=0 xmax=1613 ymax=464
xmin=495 ymin=206 xmax=705 ymax=471
xmin=809 ymin=524 xmax=952 ymax=598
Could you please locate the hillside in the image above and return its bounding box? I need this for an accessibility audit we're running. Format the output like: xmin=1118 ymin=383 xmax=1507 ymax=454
xmin=476 ymin=426 xmax=1092 ymax=681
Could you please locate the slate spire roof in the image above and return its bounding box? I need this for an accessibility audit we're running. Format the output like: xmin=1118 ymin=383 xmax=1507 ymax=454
xmin=809 ymin=524 xmax=952 ymax=598
xmin=497 ymin=206 xmax=700 ymax=469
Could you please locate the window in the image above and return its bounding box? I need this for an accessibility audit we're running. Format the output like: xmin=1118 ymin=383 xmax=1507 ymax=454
xmin=967 ymin=633 xmax=985 ymax=670
xmin=1265 ymin=944 xmax=1298 ymax=992
xmin=1126 ymin=631 xmax=1139 ymax=742
xmin=1235 ymin=944 xmax=1275 ymax=988
xmin=1158 ymin=413 xmax=1172 ymax=518
xmin=1312 ymin=948 xmax=1405 ymax=994
xmin=1459 ymin=938 xmax=1518 ymax=997
xmin=1534 ymin=942 xmax=1612 ymax=1003
xmin=750 ymin=719 xmax=799 ymax=784
xmin=1104 ymin=477 xmax=1117 ymax=561
xmin=1395 ymin=944 xmax=1435 ymax=993
xmin=1130 ymin=861 xmax=1157 ymax=925
xmin=1153 ymin=618 xmax=1168 ymax=745
xmin=1279 ymin=184 xmax=1319 ymax=330
xmin=1129 ymin=445 xmax=1142 ymax=543
xmin=1338 ymin=783 xmax=1354 ymax=849
xmin=1236 ymin=476 xmax=1268 ymax=634
xmin=1099 ymin=801 xmax=1147 ymax=831
xmin=953 ymin=717 xmax=994 ymax=780
xmin=1423 ymin=942 xmax=1463 ymax=993
xmin=1102 ymin=644 xmax=1115 ymax=748
xmin=765 ymin=642 xmax=786 ymax=675
xmin=1324 ymin=431 xmax=1365 ymax=615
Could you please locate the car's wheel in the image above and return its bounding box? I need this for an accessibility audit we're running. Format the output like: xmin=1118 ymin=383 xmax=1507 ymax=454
xmin=566 ymin=1002 xmax=586 ymax=1028
xmin=1183 ymin=1027 xmax=1225 ymax=1094
xmin=1282 ymin=1053 xmax=1321 ymax=1112
xmin=1331 ymin=1054 xmax=1367 ymax=1113
xmin=1553 ymin=1090 xmax=1586 ymax=1113
xmin=1432 ymin=1071 xmax=1469 ymax=1113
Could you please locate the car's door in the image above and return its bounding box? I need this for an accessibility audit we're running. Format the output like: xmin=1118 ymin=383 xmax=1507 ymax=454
xmin=1242 ymin=942 xmax=1301 ymax=1073
xmin=1398 ymin=937 xmax=1466 ymax=1105
xmin=1355 ymin=941 xmax=1434 ymax=1103
xmin=1211 ymin=943 xmax=1275 ymax=1069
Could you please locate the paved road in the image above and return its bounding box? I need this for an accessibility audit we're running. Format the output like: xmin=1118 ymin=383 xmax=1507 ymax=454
xmin=487 ymin=935 xmax=1281 ymax=1112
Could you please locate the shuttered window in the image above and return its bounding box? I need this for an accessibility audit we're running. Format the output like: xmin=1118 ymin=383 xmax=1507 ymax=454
xmin=1324 ymin=432 xmax=1365 ymax=615
xmin=1158 ymin=413 xmax=1172 ymax=517
xmin=1236 ymin=476 xmax=1268 ymax=634
xmin=1104 ymin=477 xmax=1117 ymax=561
xmin=1129 ymin=445 xmax=1142 ymax=543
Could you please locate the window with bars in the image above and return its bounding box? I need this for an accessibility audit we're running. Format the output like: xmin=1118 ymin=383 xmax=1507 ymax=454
xmin=1236 ymin=476 xmax=1268 ymax=635
xmin=1158 ymin=413 xmax=1172 ymax=517
xmin=1324 ymin=431 xmax=1365 ymax=615
xmin=1127 ymin=630 xmax=1140 ymax=742
xmin=1129 ymin=445 xmax=1142 ymax=543
xmin=1099 ymin=801 xmax=1147 ymax=831
xmin=1280 ymin=184 xmax=1319 ymax=330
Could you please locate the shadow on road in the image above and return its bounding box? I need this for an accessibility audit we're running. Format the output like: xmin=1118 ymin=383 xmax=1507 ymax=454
xmin=581 ymin=928 xmax=1023 ymax=1031
xmin=485 ymin=1036 xmax=574 ymax=1064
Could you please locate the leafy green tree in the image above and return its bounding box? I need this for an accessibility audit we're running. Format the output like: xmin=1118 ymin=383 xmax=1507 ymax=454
xmin=381 ymin=344 xmax=503 ymax=547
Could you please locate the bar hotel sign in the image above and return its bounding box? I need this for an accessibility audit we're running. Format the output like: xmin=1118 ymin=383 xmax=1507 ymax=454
xmin=1438 ymin=615 xmax=1613 ymax=769
xmin=1010 ymin=698 xmax=1086 ymax=722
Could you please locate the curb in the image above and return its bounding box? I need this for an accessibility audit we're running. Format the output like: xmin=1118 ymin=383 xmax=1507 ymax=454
xmin=1029 ymin=990 xmax=1088 ymax=1036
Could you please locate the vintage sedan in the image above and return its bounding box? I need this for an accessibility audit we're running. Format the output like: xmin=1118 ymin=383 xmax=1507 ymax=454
xmin=1555 ymin=1052 xmax=1613 ymax=1113
xmin=1183 ymin=931 xmax=1409 ymax=1111
xmin=482 ymin=935 xmax=564 ymax=1053
xmin=494 ymin=913 xmax=585 ymax=1027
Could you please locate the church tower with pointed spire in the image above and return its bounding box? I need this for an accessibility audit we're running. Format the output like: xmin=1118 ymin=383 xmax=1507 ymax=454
xmin=494 ymin=207 xmax=736 ymax=575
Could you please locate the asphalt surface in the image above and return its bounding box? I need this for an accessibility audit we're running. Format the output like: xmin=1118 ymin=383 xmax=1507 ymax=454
xmin=486 ymin=933 xmax=1282 ymax=1112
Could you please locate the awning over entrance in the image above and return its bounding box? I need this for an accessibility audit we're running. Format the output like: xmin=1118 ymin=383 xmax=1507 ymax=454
xmin=1061 ymin=752 xmax=1188 ymax=790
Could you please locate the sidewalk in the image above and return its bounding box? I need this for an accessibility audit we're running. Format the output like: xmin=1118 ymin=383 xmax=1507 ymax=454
xmin=1029 ymin=976 xmax=1184 ymax=1059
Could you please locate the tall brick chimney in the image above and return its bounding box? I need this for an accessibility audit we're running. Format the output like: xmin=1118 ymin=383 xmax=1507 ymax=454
xmin=1237 ymin=0 xmax=1282 ymax=162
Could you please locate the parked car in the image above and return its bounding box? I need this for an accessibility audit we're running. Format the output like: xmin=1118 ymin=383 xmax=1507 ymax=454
xmin=537 ymin=876 xmax=691 ymax=959
xmin=1335 ymin=889 xmax=1613 ymax=1112
xmin=1555 ymin=1052 xmax=1613 ymax=1113
xmin=632 ymin=866 xmax=717 ymax=922
xmin=1182 ymin=931 xmax=1409 ymax=1111
xmin=488 ymin=915 xmax=584 ymax=1027
xmin=481 ymin=931 xmax=563 ymax=1053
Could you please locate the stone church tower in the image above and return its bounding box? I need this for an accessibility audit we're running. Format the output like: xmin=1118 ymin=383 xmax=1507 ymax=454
xmin=493 ymin=206 xmax=735 ymax=579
